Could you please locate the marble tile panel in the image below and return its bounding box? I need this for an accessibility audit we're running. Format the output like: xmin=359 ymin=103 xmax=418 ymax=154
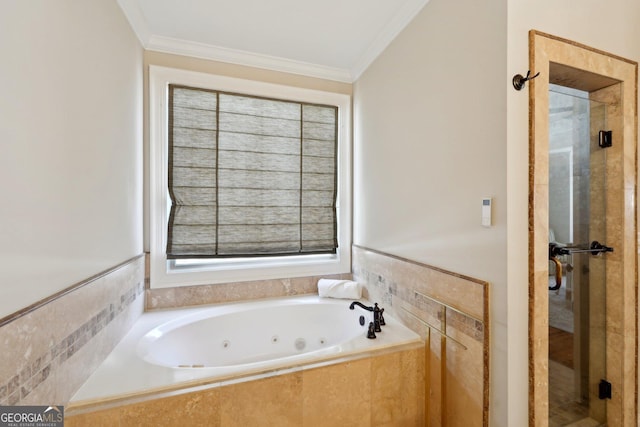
xmin=352 ymin=245 xmax=488 ymax=427
xmin=532 ymin=90 xmax=550 ymax=187
xmin=599 ymin=333 xmax=626 ymax=422
xmin=392 ymin=297 xmax=431 ymax=341
xmin=445 ymin=337 xmax=483 ymax=427
xmin=532 ymin=184 xmax=550 ymax=274
xmin=532 ymin=31 xmax=638 ymax=427
xmin=413 ymin=292 xmax=446 ymax=328
xmin=146 ymin=273 xmax=349 ymax=310
xmin=604 ymin=260 xmax=623 ymax=336
xmin=66 ymin=347 xmax=424 ymax=426
xmin=65 ymin=406 xmax=122 ymax=427
xmin=352 ymin=247 xmax=485 ymax=322
xmin=219 ymin=374 xmax=302 ymax=427
xmin=622 ymin=137 xmax=637 ymax=190
xmin=606 ymin=196 xmax=625 ymax=254
xmin=532 ymin=270 xmax=550 ymax=328
xmin=302 ymin=358 xmax=371 ymax=427
xmin=444 ymin=332 xmax=483 ymax=401
xmin=0 ymin=256 xmax=145 ymax=406
xmin=427 ymin=334 xmax=442 ymax=427
xmin=370 ymin=348 xmax=425 ymax=427
xmin=445 ymin=308 xmax=483 ymax=343
xmin=621 ymin=334 xmax=636 ymax=424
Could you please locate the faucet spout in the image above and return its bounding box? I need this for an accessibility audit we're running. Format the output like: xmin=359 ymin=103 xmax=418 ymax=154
xmin=350 ymin=302 xmax=384 ymax=333
xmin=349 ymin=301 xmax=373 ymax=311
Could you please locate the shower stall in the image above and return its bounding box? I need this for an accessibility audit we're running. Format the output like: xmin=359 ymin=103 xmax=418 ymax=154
xmin=547 ymin=83 xmax=616 ymax=426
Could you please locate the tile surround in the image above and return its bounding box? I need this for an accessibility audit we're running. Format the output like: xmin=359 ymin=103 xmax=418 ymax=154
xmin=2 ymin=244 xmax=487 ymax=426
xmin=0 ymin=255 xmax=145 ymax=407
xmin=65 ymin=346 xmax=425 ymax=427
xmin=529 ymin=31 xmax=638 ymax=426
xmin=352 ymin=245 xmax=489 ymax=427
xmin=145 ymin=272 xmax=351 ymax=310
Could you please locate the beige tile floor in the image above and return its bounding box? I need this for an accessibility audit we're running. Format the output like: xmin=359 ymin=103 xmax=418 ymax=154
xmin=549 ymin=360 xmax=602 ymax=426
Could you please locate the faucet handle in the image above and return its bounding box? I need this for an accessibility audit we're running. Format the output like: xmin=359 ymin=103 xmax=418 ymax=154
xmin=367 ymin=322 xmax=377 ymax=339
xmin=373 ymin=303 xmax=386 ymax=327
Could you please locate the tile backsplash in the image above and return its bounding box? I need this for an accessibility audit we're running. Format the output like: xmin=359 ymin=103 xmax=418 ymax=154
xmin=145 ymin=273 xmax=351 ymax=310
xmin=352 ymin=245 xmax=489 ymax=427
xmin=1 ymin=245 xmax=488 ymax=427
xmin=0 ymin=255 xmax=145 ymax=406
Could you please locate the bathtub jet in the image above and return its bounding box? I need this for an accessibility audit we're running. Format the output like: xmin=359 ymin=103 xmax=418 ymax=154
xmin=69 ymin=295 xmax=421 ymax=407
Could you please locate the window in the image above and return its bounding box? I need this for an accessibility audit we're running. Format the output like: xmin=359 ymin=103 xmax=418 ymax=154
xmin=149 ymin=66 xmax=351 ymax=288
xmin=168 ymin=85 xmax=338 ymax=258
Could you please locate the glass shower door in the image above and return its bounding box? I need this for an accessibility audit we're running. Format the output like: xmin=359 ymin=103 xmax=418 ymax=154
xmin=548 ymin=84 xmax=613 ymax=426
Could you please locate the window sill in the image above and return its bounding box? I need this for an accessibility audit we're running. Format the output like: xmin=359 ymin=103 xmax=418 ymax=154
xmin=150 ymin=251 xmax=351 ymax=289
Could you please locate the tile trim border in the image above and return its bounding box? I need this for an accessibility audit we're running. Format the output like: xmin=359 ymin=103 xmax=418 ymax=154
xmin=352 ymin=244 xmax=488 ymax=286
xmin=0 ymin=254 xmax=145 ymax=328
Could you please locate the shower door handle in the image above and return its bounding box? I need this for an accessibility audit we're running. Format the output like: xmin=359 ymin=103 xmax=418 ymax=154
xmin=548 ymin=243 xmax=563 ymax=290
xmin=549 ymin=256 xmax=562 ymax=291
xmin=548 ymin=241 xmax=612 ymax=291
xmin=553 ymin=241 xmax=613 ymax=256
xmin=589 ymin=241 xmax=613 ymax=255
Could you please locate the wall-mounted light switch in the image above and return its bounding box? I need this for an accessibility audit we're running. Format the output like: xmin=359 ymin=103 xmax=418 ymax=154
xmin=482 ymin=198 xmax=492 ymax=227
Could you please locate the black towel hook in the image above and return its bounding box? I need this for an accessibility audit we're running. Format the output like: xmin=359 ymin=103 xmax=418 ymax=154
xmin=512 ymin=70 xmax=540 ymax=91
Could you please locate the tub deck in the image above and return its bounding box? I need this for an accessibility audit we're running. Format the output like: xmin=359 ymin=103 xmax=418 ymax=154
xmin=67 ymin=295 xmax=422 ymax=415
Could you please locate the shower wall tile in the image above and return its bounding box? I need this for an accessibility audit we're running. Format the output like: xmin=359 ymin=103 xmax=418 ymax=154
xmin=352 ymin=245 xmax=489 ymax=427
xmin=0 ymin=256 xmax=145 ymax=407
xmin=146 ymin=273 xmax=351 ymax=310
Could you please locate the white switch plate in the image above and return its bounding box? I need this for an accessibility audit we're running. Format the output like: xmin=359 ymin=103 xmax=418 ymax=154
xmin=482 ymin=197 xmax=492 ymax=227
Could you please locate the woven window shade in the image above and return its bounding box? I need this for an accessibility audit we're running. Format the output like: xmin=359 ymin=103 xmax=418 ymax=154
xmin=167 ymin=85 xmax=338 ymax=258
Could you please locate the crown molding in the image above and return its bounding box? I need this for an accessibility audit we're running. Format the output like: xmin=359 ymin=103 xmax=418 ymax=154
xmin=350 ymin=0 xmax=430 ymax=80
xmin=146 ymin=35 xmax=353 ymax=83
xmin=116 ymin=0 xmax=151 ymax=46
xmin=117 ymin=0 xmax=429 ymax=83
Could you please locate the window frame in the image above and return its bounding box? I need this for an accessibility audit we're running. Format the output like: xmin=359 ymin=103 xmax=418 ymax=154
xmin=149 ymin=65 xmax=352 ymax=289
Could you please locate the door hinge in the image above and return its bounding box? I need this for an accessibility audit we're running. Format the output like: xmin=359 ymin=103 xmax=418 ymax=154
xmin=599 ymin=379 xmax=612 ymax=399
xmin=599 ymin=130 xmax=612 ymax=148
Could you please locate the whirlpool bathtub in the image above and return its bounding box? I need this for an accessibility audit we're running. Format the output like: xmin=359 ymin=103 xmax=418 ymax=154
xmin=70 ymin=295 xmax=422 ymax=408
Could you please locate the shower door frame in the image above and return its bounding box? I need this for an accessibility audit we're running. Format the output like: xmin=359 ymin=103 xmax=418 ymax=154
xmin=528 ymin=30 xmax=638 ymax=426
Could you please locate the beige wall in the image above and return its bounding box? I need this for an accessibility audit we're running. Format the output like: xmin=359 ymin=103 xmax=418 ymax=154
xmin=2 ymin=0 xmax=639 ymax=423
xmin=507 ymin=1 xmax=640 ymax=426
xmin=355 ymin=0 xmax=640 ymax=424
xmin=144 ymin=51 xmax=353 ymax=95
xmin=353 ymin=0 xmax=508 ymax=423
xmin=0 ymin=0 xmax=144 ymax=319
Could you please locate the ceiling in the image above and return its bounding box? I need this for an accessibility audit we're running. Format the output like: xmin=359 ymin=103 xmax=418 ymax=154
xmin=117 ymin=0 xmax=430 ymax=82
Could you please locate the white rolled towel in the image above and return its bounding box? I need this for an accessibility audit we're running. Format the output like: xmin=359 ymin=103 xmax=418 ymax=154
xmin=317 ymin=279 xmax=362 ymax=299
